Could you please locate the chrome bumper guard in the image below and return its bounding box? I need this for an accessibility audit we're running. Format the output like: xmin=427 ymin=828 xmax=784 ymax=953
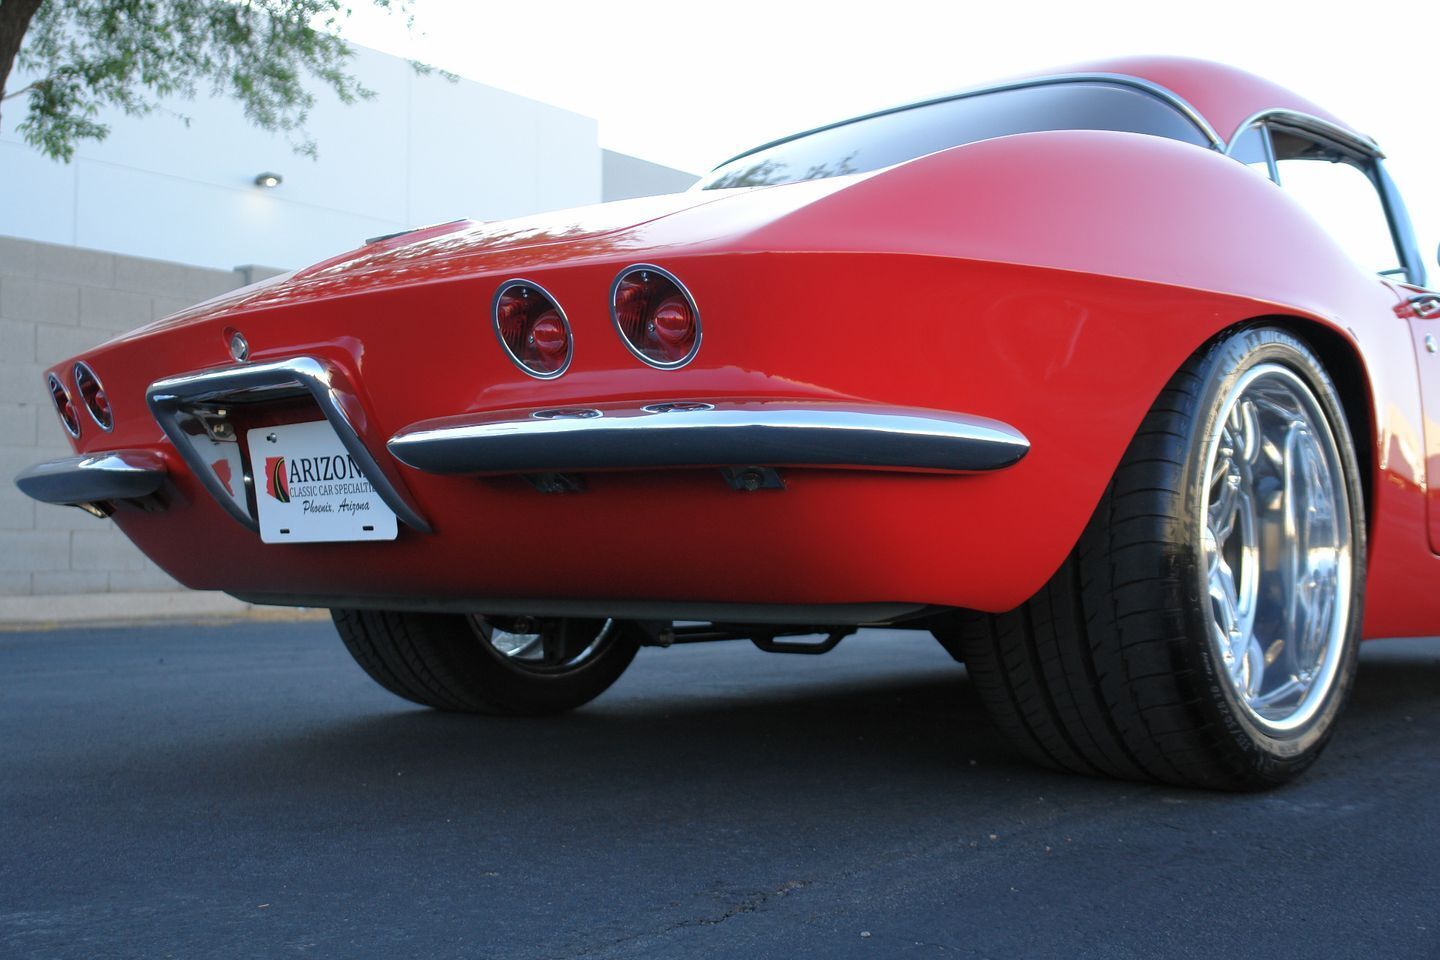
xmin=388 ymin=400 xmax=1029 ymax=476
xmin=14 ymin=451 xmax=168 ymax=517
xmin=147 ymin=356 xmax=431 ymax=533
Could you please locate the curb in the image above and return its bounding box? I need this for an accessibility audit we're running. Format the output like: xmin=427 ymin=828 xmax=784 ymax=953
xmin=0 ymin=591 xmax=329 ymax=630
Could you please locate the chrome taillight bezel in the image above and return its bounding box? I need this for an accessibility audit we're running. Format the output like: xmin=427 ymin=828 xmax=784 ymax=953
xmin=47 ymin=372 xmax=81 ymax=439
xmin=73 ymin=361 xmax=113 ymax=432
xmin=492 ymin=279 xmax=574 ymax=380
xmin=609 ymin=264 xmax=702 ymax=370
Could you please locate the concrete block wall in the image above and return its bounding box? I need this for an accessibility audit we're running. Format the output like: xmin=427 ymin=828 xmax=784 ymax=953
xmin=0 ymin=235 xmax=269 ymax=597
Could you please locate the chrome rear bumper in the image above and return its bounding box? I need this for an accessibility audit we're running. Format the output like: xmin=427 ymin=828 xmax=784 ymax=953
xmin=14 ymin=451 xmax=168 ymax=516
xmin=389 ymin=400 xmax=1029 ymax=475
xmin=18 ymin=357 xmax=1029 ymax=529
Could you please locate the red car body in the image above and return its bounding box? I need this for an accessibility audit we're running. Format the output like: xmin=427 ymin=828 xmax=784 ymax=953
xmin=19 ymin=57 xmax=1440 ymax=638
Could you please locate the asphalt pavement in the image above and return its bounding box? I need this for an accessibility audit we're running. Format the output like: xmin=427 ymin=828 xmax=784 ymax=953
xmin=2 ymin=620 xmax=1437 ymax=959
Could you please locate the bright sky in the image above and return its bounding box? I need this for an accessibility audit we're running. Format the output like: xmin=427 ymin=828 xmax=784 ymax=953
xmin=343 ymin=0 xmax=1440 ymax=261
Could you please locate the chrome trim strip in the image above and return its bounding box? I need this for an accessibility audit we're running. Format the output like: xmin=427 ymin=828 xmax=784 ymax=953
xmin=146 ymin=356 xmax=431 ymax=533
xmin=709 ymin=72 xmax=1223 ymax=173
xmin=492 ymin=278 xmax=573 ymax=380
xmin=1260 ymin=123 xmax=1280 ymax=184
xmin=15 ymin=450 xmax=166 ymax=506
xmin=609 ymin=263 xmax=703 ymax=370
xmin=47 ymin=373 xmax=81 ymax=440
xmin=388 ymin=400 xmax=1030 ymax=475
xmin=1225 ymin=108 xmax=1383 ymax=159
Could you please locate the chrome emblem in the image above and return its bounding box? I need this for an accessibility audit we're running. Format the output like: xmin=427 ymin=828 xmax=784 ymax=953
xmin=228 ymin=330 xmax=250 ymax=362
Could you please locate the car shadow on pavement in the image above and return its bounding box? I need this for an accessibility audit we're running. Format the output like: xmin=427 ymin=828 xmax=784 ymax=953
xmin=144 ymin=634 xmax=1440 ymax=817
xmin=4 ymin=627 xmax=1438 ymax=960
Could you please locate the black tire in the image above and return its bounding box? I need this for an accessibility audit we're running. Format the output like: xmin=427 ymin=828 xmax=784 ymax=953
xmin=938 ymin=326 xmax=1366 ymax=790
xmin=332 ymin=610 xmax=640 ymax=715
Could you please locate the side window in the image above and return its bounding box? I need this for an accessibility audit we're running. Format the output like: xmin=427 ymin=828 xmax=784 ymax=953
xmin=1229 ymin=125 xmax=1277 ymax=182
xmin=1270 ymin=130 xmax=1401 ymax=276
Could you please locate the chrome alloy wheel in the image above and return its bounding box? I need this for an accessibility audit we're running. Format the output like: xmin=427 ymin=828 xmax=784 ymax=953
xmin=1199 ymin=363 xmax=1354 ymax=736
xmin=473 ymin=616 xmax=616 ymax=675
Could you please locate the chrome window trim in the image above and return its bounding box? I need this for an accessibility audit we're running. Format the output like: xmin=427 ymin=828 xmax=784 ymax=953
xmin=1233 ymin=110 xmax=1425 ymax=286
xmin=146 ymin=356 xmax=431 ymax=534
xmin=709 ymin=80 xmax=1391 ymax=186
xmin=609 ymin=264 xmax=703 ymax=370
xmin=1374 ymin=160 xmax=1428 ymax=289
xmin=708 ymin=73 xmax=1224 ymax=175
xmin=47 ymin=372 xmax=81 ymax=439
xmin=72 ymin=361 xmax=113 ymax=432
xmin=1225 ymin=109 xmax=1383 ymax=160
xmin=388 ymin=399 xmax=1030 ymax=476
xmin=1260 ymin=123 xmax=1280 ymax=184
xmin=492 ymin=278 xmax=574 ymax=380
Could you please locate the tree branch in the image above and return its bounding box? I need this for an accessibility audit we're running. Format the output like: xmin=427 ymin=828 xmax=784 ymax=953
xmin=0 ymin=0 xmax=45 ymax=124
xmin=1 ymin=78 xmax=36 ymax=101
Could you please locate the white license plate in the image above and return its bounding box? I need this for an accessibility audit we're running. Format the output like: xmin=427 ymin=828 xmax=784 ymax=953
xmin=246 ymin=420 xmax=398 ymax=544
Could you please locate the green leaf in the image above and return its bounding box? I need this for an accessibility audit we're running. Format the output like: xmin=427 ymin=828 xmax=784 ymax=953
xmin=3 ymin=0 xmax=425 ymax=162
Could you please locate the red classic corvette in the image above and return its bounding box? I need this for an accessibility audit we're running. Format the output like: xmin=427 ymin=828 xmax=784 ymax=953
xmin=17 ymin=57 xmax=1440 ymax=789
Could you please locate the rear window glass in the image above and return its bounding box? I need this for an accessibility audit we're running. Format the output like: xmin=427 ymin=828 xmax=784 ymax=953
xmin=698 ymin=81 xmax=1212 ymax=190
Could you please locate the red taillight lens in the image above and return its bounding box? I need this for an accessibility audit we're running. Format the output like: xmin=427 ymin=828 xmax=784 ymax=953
xmin=48 ymin=373 xmax=80 ymax=438
xmin=494 ymin=282 xmax=572 ymax=378
xmin=529 ymin=311 xmax=568 ymax=358
xmin=611 ymin=266 xmax=700 ymax=367
xmin=73 ymin=362 xmax=112 ymax=431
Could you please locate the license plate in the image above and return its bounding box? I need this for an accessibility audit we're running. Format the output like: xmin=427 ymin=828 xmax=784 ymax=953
xmin=246 ymin=420 xmax=398 ymax=544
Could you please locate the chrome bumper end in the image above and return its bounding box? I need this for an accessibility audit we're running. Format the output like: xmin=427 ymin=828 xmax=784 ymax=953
xmin=14 ymin=451 xmax=168 ymax=517
xmin=388 ymin=400 xmax=1030 ymax=476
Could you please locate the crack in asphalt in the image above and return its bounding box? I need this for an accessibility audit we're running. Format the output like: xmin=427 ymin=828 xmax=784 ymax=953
xmin=560 ymin=879 xmax=813 ymax=959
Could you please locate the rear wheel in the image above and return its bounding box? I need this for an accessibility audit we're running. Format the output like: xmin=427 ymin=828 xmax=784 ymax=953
xmin=332 ymin=610 xmax=639 ymax=715
xmin=939 ymin=326 xmax=1365 ymax=789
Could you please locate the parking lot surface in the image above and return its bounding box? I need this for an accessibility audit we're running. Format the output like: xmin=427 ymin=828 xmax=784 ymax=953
xmin=2 ymin=620 xmax=1437 ymax=959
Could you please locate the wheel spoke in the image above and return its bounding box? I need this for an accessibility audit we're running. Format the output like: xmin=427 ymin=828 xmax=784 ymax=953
xmin=504 ymin=634 xmax=543 ymax=659
xmin=476 ymin=618 xmax=615 ymax=673
xmin=1209 ymin=465 xmax=1240 ymax=542
xmin=1251 ymin=675 xmax=1308 ymax=708
xmin=1241 ymin=634 xmax=1265 ymax=699
xmin=1239 ymin=399 xmax=1261 ymax=464
xmin=1208 ymin=549 xmax=1249 ymax=683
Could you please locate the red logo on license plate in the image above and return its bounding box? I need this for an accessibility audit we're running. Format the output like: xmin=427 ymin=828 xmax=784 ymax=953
xmin=264 ymin=456 xmax=290 ymax=502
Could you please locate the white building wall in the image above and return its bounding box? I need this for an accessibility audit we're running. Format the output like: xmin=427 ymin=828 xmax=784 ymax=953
xmin=0 ymin=45 xmax=603 ymax=272
xmin=602 ymin=150 xmax=699 ymax=202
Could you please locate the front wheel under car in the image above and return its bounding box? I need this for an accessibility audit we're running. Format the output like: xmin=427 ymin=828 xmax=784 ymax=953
xmin=938 ymin=326 xmax=1366 ymax=790
xmin=332 ymin=610 xmax=639 ymax=715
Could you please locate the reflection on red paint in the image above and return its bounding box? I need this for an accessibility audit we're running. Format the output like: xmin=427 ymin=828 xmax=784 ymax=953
xmin=211 ymin=459 xmax=233 ymax=496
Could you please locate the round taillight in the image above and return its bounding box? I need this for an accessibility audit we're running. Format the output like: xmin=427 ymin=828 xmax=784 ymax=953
xmin=493 ymin=281 xmax=572 ymax=378
xmin=47 ymin=373 xmax=80 ymax=438
xmin=73 ymin=362 xmax=113 ymax=431
xmin=611 ymin=265 xmax=700 ymax=368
